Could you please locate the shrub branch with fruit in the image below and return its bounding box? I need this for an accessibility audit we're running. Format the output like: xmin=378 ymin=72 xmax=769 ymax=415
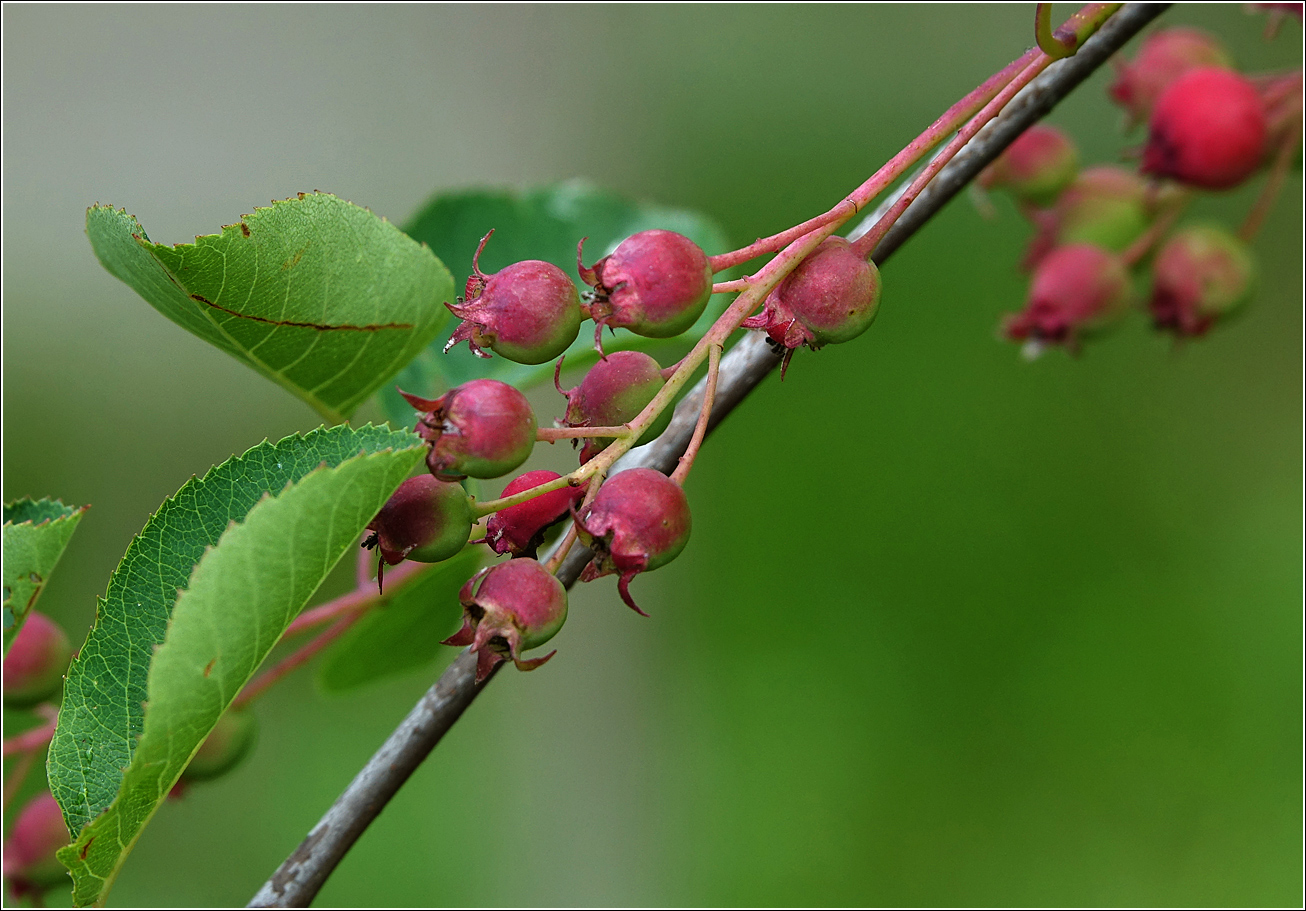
xmin=3 ymin=3 xmax=1299 ymax=906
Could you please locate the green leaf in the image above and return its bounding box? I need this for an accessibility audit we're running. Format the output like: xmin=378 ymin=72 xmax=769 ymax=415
xmin=3 ymin=498 xmax=87 ymax=654
xmin=47 ymin=425 xmax=424 ymax=906
xmin=318 ymin=547 xmax=484 ymax=693
xmin=379 ymin=181 xmax=732 ymax=425
xmin=86 ymin=193 xmax=454 ymax=423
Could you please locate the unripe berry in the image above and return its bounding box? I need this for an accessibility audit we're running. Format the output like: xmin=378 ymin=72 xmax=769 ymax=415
xmin=1142 ymin=67 xmax=1268 ymax=190
xmin=740 ymin=236 xmax=881 ymax=377
xmin=978 ymin=124 xmax=1080 ymax=207
xmin=575 ymin=468 xmax=691 ymax=615
xmin=1003 ymin=243 xmax=1133 ymax=351
xmin=364 ymin=475 xmax=473 ymax=574
xmin=1148 ymin=224 xmax=1256 ymax=337
xmin=1023 ymin=166 xmax=1155 ymax=270
xmin=578 ymin=230 xmax=713 ymax=347
xmin=3 ymin=612 xmax=71 ymax=708
xmin=444 ymin=230 xmax=582 ymax=364
xmin=182 ymin=706 xmax=258 ymax=783
xmin=401 ymin=379 xmax=537 ymax=481
xmin=483 ymin=470 xmax=583 ymax=557
xmin=554 ymin=351 xmax=673 ymax=463
xmin=443 ymin=558 xmax=568 ymax=682
xmin=2 ymin=792 xmax=68 ymax=897
xmin=1108 ymin=27 xmax=1233 ymax=128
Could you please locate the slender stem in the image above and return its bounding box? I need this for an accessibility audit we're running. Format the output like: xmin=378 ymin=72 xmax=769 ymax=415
xmin=1240 ymin=123 xmax=1302 ymax=241
xmin=537 ymin=425 xmax=630 ymax=442
xmin=2 ymin=707 xmax=58 ymax=759
xmin=670 ymin=343 xmax=721 ymax=485
xmin=544 ymin=477 xmax=603 ymax=575
xmin=709 ymin=202 xmax=859 ymax=272
xmin=1121 ymin=188 xmax=1190 ymax=267
xmin=1036 ymin=3 xmax=1076 ymax=59
xmin=711 ymin=278 xmax=751 ymax=294
xmin=234 ymin=615 xmax=360 ymax=709
xmin=3 ymin=750 xmax=38 ymax=811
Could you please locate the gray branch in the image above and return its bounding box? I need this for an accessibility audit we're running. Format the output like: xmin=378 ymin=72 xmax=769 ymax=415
xmin=249 ymin=5 xmax=1168 ymax=905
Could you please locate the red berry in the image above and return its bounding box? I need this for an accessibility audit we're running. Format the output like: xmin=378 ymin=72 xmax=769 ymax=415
xmin=554 ymin=351 xmax=672 ymax=463
xmin=444 ymin=230 xmax=582 ymax=365
xmin=1003 ymin=243 xmax=1133 ymax=352
xmin=1022 ymin=166 xmax=1157 ymax=271
xmin=3 ymin=612 xmax=71 ymax=708
xmin=740 ymin=236 xmax=881 ymax=377
xmin=978 ymin=124 xmax=1080 ymax=206
xmin=2 ymin=792 xmax=68 ymax=898
xmin=1142 ymin=67 xmax=1268 ymax=190
xmin=575 ymin=468 xmax=691 ymax=615
xmin=483 ymin=470 xmax=582 ymax=557
xmin=181 ymin=706 xmax=258 ymax=783
xmin=1108 ymin=27 xmax=1232 ymax=128
xmin=365 ymin=474 xmax=473 ymax=571
xmin=578 ymin=230 xmax=713 ymax=348
xmin=401 ymin=379 xmax=537 ymax=481
xmin=1148 ymin=224 xmax=1256 ymax=337
xmin=443 ymin=559 xmax=568 ymax=682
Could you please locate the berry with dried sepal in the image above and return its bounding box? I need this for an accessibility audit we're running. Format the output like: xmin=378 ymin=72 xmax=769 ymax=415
xmin=482 ymin=470 xmax=583 ymax=557
xmin=554 ymin=351 xmax=672 ymax=463
xmin=2 ymin=792 xmax=68 ymax=898
xmin=1148 ymin=224 xmax=1256 ymax=337
xmin=3 ymin=611 xmax=71 ymax=708
xmin=1142 ymin=67 xmax=1268 ymax=190
xmin=578 ymin=229 xmax=713 ymax=349
xmin=1108 ymin=27 xmax=1233 ymax=128
xmin=402 ymin=379 xmax=537 ymax=481
xmin=443 ymin=558 xmax=568 ymax=683
xmin=1003 ymin=243 xmax=1133 ymax=353
xmin=574 ymin=468 xmax=691 ymax=615
xmin=444 ymin=230 xmax=582 ymax=364
xmin=977 ymin=124 xmax=1080 ymax=207
xmin=363 ymin=475 xmax=473 ymax=588
xmin=1022 ymin=166 xmax=1158 ymax=270
xmin=740 ymin=236 xmax=881 ymax=377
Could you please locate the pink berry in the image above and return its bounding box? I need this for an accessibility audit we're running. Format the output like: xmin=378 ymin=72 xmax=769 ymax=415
xmin=3 ymin=612 xmax=71 ymax=708
xmin=578 ymin=230 xmax=713 ymax=349
xmin=401 ymin=379 xmax=537 ymax=481
xmin=2 ymin=792 xmax=68 ymax=897
xmin=364 ymin=475 xmax=473 ymax=574
xmin=444 ymin=230 xmax=582 ymax=365
xmin=483 ymin=470 xmax=583 ymax=557
xmin=1003 ymin=243 xmax=1133 ymax=351
xmin=575 ymin=468 xmax=691 ymax=615
xmin=1142 ymin=67 xmax=1268 ymax=190
xmin=740 ymin=236 xmax=881 ymax=377
xmin=553 ymin=351 xmax=672 ymax=463
xmin=1022 ymin=166 xmax=1157 ymax=271
xmin=1148 ymin=224 xmax=1256 ymax=337
xmin=442 ymin=558 xmax=568 ymax=683
xmin=978 ymin=124 xmax=1080 ymax=206
xmin=1108 ymin=27 xmax=1232 ymax=128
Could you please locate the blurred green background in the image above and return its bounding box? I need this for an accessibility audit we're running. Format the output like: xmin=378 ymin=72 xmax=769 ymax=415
xmin=3 ymin=4 xmax=1300 ymax=907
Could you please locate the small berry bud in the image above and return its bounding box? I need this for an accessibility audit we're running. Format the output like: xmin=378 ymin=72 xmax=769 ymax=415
xmin=1148 ymin=224 xmax=1256 ymax=337
xmin=442 ymin=559 xmax=568 ymax=683
xmin=1004 ymin=243 xmax=1133 ymax=352
xmin=554 ymin=351 xmax=672 ymax=463
xmin=578 ymin=230 xmax=713 ymax=348
xmin=740 ymin=236 xmax=881 ymax=377
xmin=1108 ymin=27 xmax=1233 ymax=128
xmin=1023 ymin=166 xmax=1156 ymax=270
xmin=978 ymin=124 xmax=1080 ymax=207
xmin=444 ymin=230 xmax=583 ymax=364
xmin=575 ymin=468 xmax=691 ymax=615
xmin=3 ymin=612 xmax=71 ymax=708
xmin=364 ymin=475 xmax=473 ymax=575
xmin=182 ymin=706 xmax=258 ymax=783
xmin=1142 ymin=67 xmax=1268 ymax=190
xmin=483 ymin=470 xmax=583 ymax=557
xmin=401 ymin=379 xmax=537 ymax=481
xmin=2 ymin=792 xmax=68 ymax=898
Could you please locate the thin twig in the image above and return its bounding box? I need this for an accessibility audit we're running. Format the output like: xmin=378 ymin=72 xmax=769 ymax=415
xmin=250 ymin=6 xmax=1169 ymax=906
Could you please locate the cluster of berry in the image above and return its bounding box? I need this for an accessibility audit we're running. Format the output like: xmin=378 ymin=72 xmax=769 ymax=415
xmin=365 ymin=224 xmax=882 ymax=682
xmin=981 ymin=23 xmax=1301 ymax=355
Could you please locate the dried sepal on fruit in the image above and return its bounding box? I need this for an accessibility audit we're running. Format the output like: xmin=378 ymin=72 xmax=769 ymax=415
xmin=443 ymin=559 xmax=569 ymax=683
xmin=402 ymin=379 xmax=537 ymax=481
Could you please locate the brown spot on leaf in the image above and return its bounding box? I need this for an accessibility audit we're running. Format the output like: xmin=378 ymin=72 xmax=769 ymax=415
xmin=240 ymin=223 xmax=251 ymax=237
xmin=79 ymin=837 xmax=95 ymax=860
xmin=281 ymin=247 xmax=305 ymax=271
xmin=203 ymin=658 xmax=216 ymax=678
